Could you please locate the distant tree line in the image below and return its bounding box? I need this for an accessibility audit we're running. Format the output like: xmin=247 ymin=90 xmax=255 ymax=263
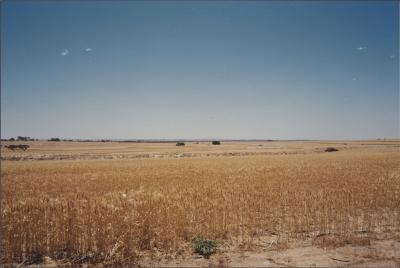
xmin=0 ymin=138 xmax=226 ymax=145
xmin=1 ymin=136 xmax=37 ymax=141
xmin=1 ymin=137 xmax=74 ymax=142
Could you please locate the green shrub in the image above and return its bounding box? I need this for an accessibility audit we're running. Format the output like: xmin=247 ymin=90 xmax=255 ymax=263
xmin=192 ymin=234 xmax=218 ymax=258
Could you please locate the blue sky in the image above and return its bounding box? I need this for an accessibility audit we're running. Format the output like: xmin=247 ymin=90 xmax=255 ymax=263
xmin=1 ymin=1 xmax=398 ymax=140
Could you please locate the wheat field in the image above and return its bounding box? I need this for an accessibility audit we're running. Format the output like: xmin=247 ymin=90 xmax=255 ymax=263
xmin=1 ymin=141 xmax=399 ymax=265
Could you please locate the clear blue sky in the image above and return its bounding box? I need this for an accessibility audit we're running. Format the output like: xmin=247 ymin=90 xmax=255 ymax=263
xmin=1 ymin=1 xmax=398 ymax=140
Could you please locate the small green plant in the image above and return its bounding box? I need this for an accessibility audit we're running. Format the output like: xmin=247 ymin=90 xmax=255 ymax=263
xmin=192 ymin=234 xmax=218 ymax=258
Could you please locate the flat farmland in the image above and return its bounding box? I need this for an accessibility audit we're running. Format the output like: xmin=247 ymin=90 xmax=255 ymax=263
xmin=1 ymin=140 xmax=400 ymax=267
xmin=1 ymin=140 xmax=399 ymax=160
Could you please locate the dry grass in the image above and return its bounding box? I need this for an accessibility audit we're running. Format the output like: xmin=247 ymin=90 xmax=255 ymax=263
xmin=1 ymin=142 xmax=400 ymax=265
xmin=312 ymin=234 xmax=371 ymax=249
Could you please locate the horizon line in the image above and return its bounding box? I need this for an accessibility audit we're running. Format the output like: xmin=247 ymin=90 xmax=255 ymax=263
xmin=1 ymin=137 xmax=399 ymax=142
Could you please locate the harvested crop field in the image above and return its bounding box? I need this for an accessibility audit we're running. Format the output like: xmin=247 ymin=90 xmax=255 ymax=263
xmin=1 ymin=140 xmax=399 ymax=267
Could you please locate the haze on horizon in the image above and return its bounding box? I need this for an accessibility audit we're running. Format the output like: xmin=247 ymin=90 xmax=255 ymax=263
xmin=1 ymin=1 xmax=399 ymax=140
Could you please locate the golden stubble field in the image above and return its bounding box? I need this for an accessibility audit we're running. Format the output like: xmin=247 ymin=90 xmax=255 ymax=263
xmin=1 ymin=141 xmax=400 ymax=266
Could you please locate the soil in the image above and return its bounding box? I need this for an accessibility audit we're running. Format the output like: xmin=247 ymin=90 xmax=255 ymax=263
xmin=19 ymin=235 xmax=399 ymax=267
